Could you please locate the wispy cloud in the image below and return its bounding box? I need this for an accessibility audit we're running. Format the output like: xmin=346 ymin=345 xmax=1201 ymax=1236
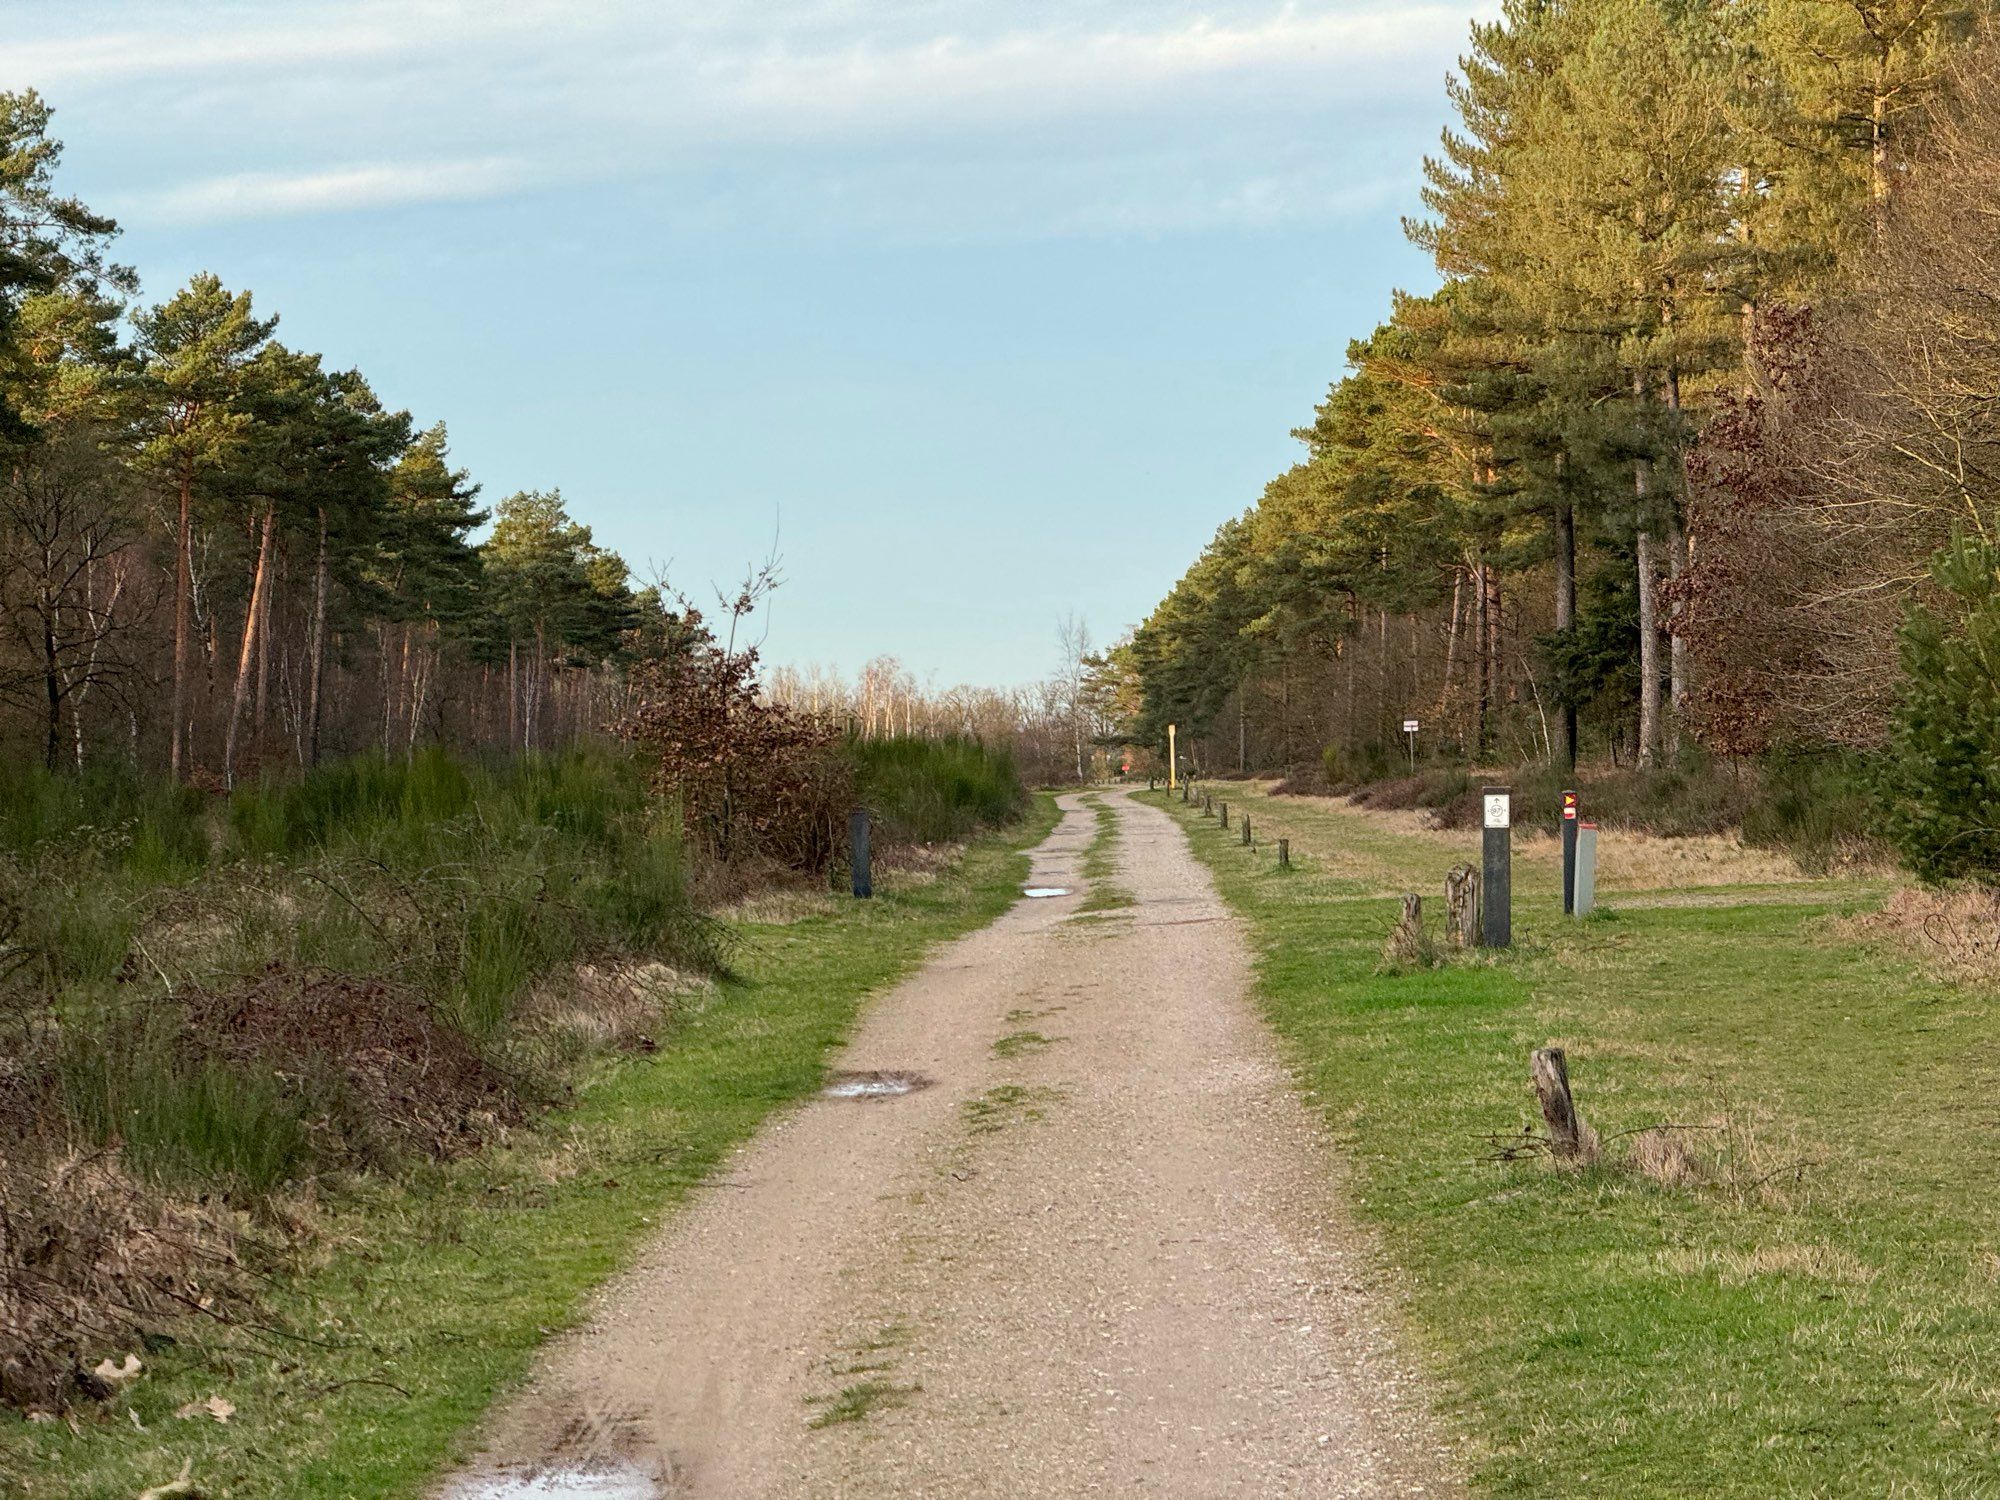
xmin=9 ymin=2 xmax=1482 ymax=236
xmin=141 ymin=158 xmax=529 ymax=223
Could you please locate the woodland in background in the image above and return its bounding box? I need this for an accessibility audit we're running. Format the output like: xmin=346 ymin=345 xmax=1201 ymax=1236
xmin=1123 ymin=1 xmax=2000 ymax=878
xmin=0 ymin=90 xmax=712 ymax=784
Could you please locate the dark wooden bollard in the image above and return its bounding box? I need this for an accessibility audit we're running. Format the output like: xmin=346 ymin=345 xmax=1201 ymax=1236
xmin=1481 ymin=786 xmax=1512 ymax=948
xmin=1278 ymin=838 xmax=1290 ymax=867
xmin=850 ymin=807 xmax=873 ymax=899
xmin=1220 ymin=802 xmax=1229 ymax=829
xmin=1532 ymin=1047 xmax=1587 ymax=1158
xmin=1240 ymin=816 xmax=1251 ymax=846
xmin=1445 ymin=863 xmax=1478 ymax=948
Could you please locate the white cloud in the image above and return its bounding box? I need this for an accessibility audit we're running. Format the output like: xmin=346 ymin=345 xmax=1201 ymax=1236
xmin=140 ymin=158 xmax=529 ymax=223
xmin=648 ymin=8 xmax=1468 ymax=140
xmin=8 ymin=2 xmax=1485 ymax=235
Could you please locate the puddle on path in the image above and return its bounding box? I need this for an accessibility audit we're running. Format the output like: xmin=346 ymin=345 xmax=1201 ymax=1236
xmin=822 ymin=1069 xmax=931 ymax=1100
xmin=1023 ymin=887 xmax=1072 ymax=898
xmin=446 ymin=1461 xmax=660 ymax=1499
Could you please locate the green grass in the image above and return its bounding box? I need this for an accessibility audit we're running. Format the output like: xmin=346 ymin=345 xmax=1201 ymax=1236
xmin=1144 ymin=782 xmax=2000 ymax=1496
xmin=1074 ymin=792 xmax=1134 ymax=913
xmin=3 ymin=794 xmax=1060 ymax=1500
xmin=804 ymin=1378 xmax=920 ymax=1430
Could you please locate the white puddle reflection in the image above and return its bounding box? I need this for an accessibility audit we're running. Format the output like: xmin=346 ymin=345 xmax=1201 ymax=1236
xmin=822 ymin=1070 xmax=929 ymax=1100
xmin=1023 ymin=887 xmax=1071 ymax=898
xmin=448 ymin=1462 xmax=657 ymax=1499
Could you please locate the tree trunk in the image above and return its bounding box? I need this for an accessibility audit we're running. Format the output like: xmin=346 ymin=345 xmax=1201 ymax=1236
xmin=1555 ymin=490 xmax=1578 ymax=770
xmin=1441 ymin=567 xmax=1463 ymax=717
xmin=1665 ymin=370 xmax=1688 ymax=758
xmin=222 ymin=504 xmax=278 ymax=787
xmin=1636 ymin=524 xmax=1661 ymax=769
xmin=306 ymin=508 xmax=328 ymax=766
xmin=1634 ymin=366 xmax=1662 ymax=769
xmin=1474 ymin=554 xmax=1491 ymax=759
xmin=507 ymin=637 xmax=519 ymax=750
xmin=253 ymin=534 xmax=275 ymax=748
xmin=170 ymin=466 xmax=192 ymax=778
xmin=41 ymin=586 xmax=60 ymax=773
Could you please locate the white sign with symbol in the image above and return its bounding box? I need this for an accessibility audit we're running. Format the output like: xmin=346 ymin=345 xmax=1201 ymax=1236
xmin=1402 ymin=719 xmax=1419 ymax=734
xmin=1483 ymin=792 xmax=1511 ymax=829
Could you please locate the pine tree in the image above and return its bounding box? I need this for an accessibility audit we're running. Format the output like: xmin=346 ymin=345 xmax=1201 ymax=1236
xmin=131 ymin=275 xmax=275 ymax=778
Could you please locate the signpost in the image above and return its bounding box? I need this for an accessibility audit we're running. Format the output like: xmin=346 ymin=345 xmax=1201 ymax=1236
xmin=1481 ymin=786 xmax=1511 ymax=948
xmin=1402 ymin=717 xmax=1420 ymax=771
xmin=1561 ymin=788 xmax=1579 ymax=915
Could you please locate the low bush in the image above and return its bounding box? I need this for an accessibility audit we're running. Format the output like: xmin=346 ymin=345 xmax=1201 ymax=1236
xmin=849 ymin=735 xmax=1026 ymax=845
xmin=1314 ymin=748 xmax=1876 ymax=866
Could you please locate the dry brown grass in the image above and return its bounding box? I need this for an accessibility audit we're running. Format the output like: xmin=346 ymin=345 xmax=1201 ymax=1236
xmin=1628 ymin=1125 xmax=1702 ymax=1187
xmin=1841 ymin=885 xmax=2000 ymax=985
xmin=1659 ymin=1240 xmax=1876 ymax=1287
xmin=713 ymin=887 xmax=838 ymax=925
xmin=524 ymin=960 xmax=715 ymax=1053
xmin=0 ymin=1147 xmax=254 ymax=1416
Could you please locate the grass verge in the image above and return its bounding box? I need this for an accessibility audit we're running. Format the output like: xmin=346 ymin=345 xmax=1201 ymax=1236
xmin=1146 ymin=782 xmax=2000 ymax=1496
xmin=4 ymin=794 xmax=1059 ymax=1500
xmin=1075 ymin=793 xmax=1134 ymax=914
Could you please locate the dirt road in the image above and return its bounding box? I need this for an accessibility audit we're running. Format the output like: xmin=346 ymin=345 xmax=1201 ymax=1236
xmin=444 ymin=790 xmax=1455 ymax=1498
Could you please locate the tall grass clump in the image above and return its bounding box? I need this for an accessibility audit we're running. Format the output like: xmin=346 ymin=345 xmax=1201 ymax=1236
xmin=848 ymin=735 xmax=1027 ymax=845
xmin=4 ymin=747 xmax=722 ymax=1201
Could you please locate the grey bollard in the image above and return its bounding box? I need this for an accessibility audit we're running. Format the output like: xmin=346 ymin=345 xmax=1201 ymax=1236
xmin=1574 ymin=823 xmax=1598 ymax=917
xmin=850 ymin=807 xmax=872 ymax=899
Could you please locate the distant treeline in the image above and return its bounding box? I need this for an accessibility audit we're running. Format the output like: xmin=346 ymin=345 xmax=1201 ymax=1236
xmin=1121 ymin=1 xmax=2000 ymax=834
xmin=0 ymin=91 xmax=717 ymax=783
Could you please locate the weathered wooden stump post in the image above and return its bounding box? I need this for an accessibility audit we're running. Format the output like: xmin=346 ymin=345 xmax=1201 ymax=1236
xmin=1384 ymin=893 xmax=1428 ymax=966
xmin=1445 ymin=863 xmax=1479 ymax=948
xmin=1278 ymin=838 xmax=1290 ymax=868
xmin=1481 ymin=787 xmax=1511 ymax=948
xmin=1241 ymin=816 xmax=1252 ymax=847
xmin=1220 ymin=801 xmax=1229 ymax=830
xmin=1531 ymin=1046 xmax=1586 ymax=1158
xmin=850 ymin=807 xmax=873 ymax=899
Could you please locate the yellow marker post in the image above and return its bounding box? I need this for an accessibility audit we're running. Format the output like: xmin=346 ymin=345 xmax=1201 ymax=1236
xmin=1167 ymin=723 xmax=1177 ymax=790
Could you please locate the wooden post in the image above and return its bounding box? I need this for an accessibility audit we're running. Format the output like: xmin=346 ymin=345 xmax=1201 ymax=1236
xmin=1481 ymin=786 xmax=1511 ymax=948
xmin=1561 ymin=788 xmax=1579 ymax=914
xmin=1445 ymin=863 xmax=1479 ymax=948
xmin=1220 ymin=802 xmax=1229 ymax=830
xmin=1383 ymin=893 xmax=1430 ymax=966
xmin=850 ymin=807 xmax=873 ymax=899
xmin=1531 ymin=1047 xmax=1586 ymax=1158
xmin=1278 ymin=838 xmax=1290 ymax=867
xmin=1241 ymin=816 xmax=1251 ymax=846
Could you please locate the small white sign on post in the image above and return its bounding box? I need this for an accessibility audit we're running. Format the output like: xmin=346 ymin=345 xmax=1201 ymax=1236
xmin=1483 ymin=792 xmax=1511 ymax=829
xmin=1402 ymin=718 xmax=1420 ymax=734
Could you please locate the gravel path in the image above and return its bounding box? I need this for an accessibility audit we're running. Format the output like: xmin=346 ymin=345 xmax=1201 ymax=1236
xmin=442 ymin=790 xmax=1458 ymax=1498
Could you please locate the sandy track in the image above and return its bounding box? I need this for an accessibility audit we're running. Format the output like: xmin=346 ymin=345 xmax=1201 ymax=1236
xmin=443 ymin=791 xmax=1455 ymax=1498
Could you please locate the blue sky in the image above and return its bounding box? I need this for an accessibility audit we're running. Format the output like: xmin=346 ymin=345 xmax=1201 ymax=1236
xmin=4 ymin=1 xmax=1484 ymax=688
